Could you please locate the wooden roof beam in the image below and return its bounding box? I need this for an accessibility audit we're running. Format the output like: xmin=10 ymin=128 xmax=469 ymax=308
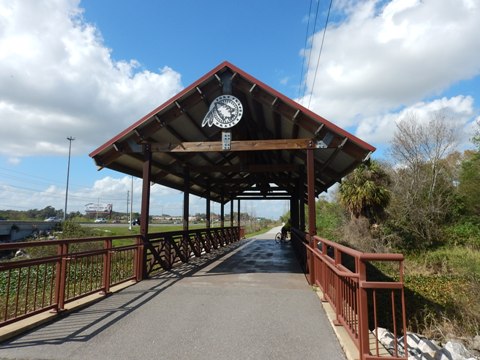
xmin=190 ymin=163 xmax=300 ymax=174
xmin=149 ymin=138 xmax=317 ymax=153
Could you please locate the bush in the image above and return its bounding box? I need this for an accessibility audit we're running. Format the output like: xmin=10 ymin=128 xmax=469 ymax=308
xmin=444 ymin=221 xmax=480 ymax=249
xmin=316 ymin=198 xmax=345 ymax=242
xmin=60 ymin=221 xmax=100 ymax=239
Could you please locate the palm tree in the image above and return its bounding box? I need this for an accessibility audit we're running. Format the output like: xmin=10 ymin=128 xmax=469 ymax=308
xmin=339 ymin=160 xmax=391 ymax=223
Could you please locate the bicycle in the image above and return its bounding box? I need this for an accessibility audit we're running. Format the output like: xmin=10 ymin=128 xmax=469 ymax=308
xmin=275 ymin=231 xmax=290 ymax=243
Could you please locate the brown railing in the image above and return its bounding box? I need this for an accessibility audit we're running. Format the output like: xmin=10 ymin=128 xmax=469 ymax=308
xmin=0 ymin=226 xmax=241 ymax=328
xmin=144 ymin=227 xmax=240 ymax=275
xmin=291 ymin=229 xmax=407 ymax=360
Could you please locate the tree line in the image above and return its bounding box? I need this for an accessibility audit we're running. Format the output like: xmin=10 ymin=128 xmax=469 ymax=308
xmin=322 ymin=111 xmax=480 ymax=341
xmin=337 ymin=112 xmax=479 ymax=252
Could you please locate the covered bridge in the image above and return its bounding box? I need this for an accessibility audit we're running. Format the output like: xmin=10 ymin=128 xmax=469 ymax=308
xmin=89 ymin=61 xmax=375 ymax=277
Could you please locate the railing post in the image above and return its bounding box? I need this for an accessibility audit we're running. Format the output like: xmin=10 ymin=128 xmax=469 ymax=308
xmin=54 ymin=243 xmax=67 ymax=312
xmin=334 ymin=247 xmax=342 ymax=325
xmin=320 ymin=241 xmax=328 ymax=301
xmin=358 ymin=260 xmax=370 ymax=360
xmin=102 ymin=238 xmax=112 ymax=294
xmin=165 ymin=234 xmax=172 ymax=269
xmin=183 ymin=232 xmax=190 ymax=262
xmin=135 ymin=235 xmax=144 ymax=281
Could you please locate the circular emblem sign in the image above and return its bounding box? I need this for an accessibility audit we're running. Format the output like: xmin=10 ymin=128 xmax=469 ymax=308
xmin=201 ymin=95 xmax=243 ymax=129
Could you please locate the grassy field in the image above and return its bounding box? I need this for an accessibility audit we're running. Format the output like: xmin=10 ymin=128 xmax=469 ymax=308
xmin=82 ymin=223 xmax=217 ymax=246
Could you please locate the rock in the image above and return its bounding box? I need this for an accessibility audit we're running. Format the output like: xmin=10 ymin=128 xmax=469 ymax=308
xmin=444 ymin=341 xmax=474 ymax=360
xmin=417 ymin=339 xmax=442 ymax=357
xmin=373 ymin=328 xmax=479 ymax=360
xmin=398 ymin=333 xmax=424 ymax=354
xmin=377 ymin=327 xmax=396 ymax=348
xmin=435 ymin=348 xmax=453 ymax=360
xmin=470 ymin=336 xmax=480 ymax=352
xmin=404 ymin=333 xmax=424 ymax=348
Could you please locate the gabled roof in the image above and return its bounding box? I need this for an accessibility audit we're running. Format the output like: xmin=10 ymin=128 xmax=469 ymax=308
xmin=90 ymin=61 xmax=375 ymax=204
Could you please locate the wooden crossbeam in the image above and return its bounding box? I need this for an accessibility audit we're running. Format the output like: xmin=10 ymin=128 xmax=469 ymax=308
xmin=150 ymin=138 xmax=316 ymax=153
xmin=190 ymin=163 xmax=299 ymax=174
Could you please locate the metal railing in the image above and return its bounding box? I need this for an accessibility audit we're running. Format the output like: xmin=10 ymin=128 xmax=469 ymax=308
xmin=0 ymin=226 xmax=241 ymax=328
xmin=291 ymin=229 xmax=408 ymax=360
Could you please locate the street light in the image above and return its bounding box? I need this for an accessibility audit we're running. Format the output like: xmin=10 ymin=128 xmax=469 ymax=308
xmin=64 ymin=136 xmax=75 ymax=221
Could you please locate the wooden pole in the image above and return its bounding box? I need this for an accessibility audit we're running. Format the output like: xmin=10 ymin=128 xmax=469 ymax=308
xmin=206 ymin=189 xmax=211 ymax=229
xmin=221 ymin=195 xmax=225 ymax=228
xmin=307 ymin=148 xmax=316 ymax=285
xmin=183 ymin=167 xmax=190 ymax=262
xmin=139 ymin=144 xmax=152 ymax=279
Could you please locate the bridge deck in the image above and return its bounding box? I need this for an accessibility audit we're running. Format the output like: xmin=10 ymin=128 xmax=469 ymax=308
xmin=0 ymin=227 xmax=346 ymax=360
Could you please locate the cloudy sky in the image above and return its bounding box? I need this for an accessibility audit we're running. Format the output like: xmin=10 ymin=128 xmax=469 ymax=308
xmin=0 ymin=0 xmax=479 ymax=219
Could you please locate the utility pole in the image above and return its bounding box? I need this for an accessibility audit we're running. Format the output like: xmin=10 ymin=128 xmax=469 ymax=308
xmin=64 ymin=136 xmax=75 ymax=221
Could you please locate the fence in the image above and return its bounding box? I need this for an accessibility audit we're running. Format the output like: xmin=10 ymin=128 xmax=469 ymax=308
xmin=0 ymin=226 xmax=241 ymax=328
xmin=291 ymin=229 xmax=408 ymax=360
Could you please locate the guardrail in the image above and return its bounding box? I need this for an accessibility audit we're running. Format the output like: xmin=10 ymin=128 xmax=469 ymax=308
xmin=291 ymin=229 xmax=407 ymax=360
xmin=0 ymin=226 xmax=241 ymax=328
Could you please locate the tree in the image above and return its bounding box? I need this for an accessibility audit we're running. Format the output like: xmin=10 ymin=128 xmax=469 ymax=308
xmin=472 ymin=118 xmax=480 ymax=150
xmin=387 ymin=112 xmax=459 ymax=249
xmin=458 ymin=119 xmax=480 ymax=218
xmin=316 ymin=197 xmax=345 ymax=241
xmin=458 ymin=152 xmax=480 ymax=218
xmin=339 ymin=160 xmax=391 ymax=223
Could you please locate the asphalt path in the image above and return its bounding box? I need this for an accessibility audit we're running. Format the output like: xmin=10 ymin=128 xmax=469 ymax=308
xmin=0 ymin=226 xmax=346 ymax=360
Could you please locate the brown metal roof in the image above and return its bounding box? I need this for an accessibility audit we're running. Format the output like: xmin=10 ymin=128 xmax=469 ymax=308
xmin=89 ymin=61 xmax=375 ymax=204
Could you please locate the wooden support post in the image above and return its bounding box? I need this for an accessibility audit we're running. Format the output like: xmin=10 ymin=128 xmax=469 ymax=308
xmin=183 ymin=167 xmax=190 ymax=262
xmin=307 ymin=148 xmax=316 ymax=285
xmin=290 ymin=194 xmax=299 ymax=231
xmin=221 ymin=196 xmax=225 ymax=228
xmin=140 ymin=144 xmax=152 ymax=279
xmin=237 ymin=199 xmax=241 ymax=237
xmin=299 ymin=192 xmax=306 ymax=232
xmin=230 ymin=199 xmax=234 ymax=227
xmin=206 ymin=190 xmax=211 ymax=229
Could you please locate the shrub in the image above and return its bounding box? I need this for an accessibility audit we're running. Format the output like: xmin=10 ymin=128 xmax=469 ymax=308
xmin=444 ymin=221 xmax=480 ymax=249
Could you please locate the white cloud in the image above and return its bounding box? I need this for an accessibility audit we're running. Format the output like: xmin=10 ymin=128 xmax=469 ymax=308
xmin=356 ymin=95 xmax=476 ymax=146
xmin=301 ymin=0 xmax=480 ymax=128
xmin=0 ymin=174 xmax=181 ymax=214
xmin=0 ymin=0 xmax=183 ymax=158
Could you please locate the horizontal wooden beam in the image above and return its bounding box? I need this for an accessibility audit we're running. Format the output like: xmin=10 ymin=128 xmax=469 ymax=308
xmin=189 ymin=163 xmax=299 ymax=174
xmin=234 ymin=196 xmax=292 ymax=200
xmin=149 ymin=138 xmax=317 ymax=153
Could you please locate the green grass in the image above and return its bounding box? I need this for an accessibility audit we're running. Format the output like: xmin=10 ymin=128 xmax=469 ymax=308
xmin=100 ymin=224 xmax=221 ymax=246
xmin=407 ymin=246 xmax=480 ymax=276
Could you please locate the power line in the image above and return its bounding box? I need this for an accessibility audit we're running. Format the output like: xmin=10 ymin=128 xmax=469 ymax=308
xmin=0 ymin=166 xmax=89 ymax=191
xmin=300 ymin=0 xmax=322 ymax=103
xmin=0 ymin=182 xmax=127 ymax=203
xmin=0 ymin=166 xmax=131 ymax=202
xmin=0 ymin=167 xmax=64 ymax=187
xmin=297 ymin=0 xmax=314 ymax=100
xmin=308 ymin=0 xmax=334 ymax=109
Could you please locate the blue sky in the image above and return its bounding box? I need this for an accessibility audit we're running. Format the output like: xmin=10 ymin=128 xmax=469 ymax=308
xmin=1 ymin=0 xmax=479 ymax=219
